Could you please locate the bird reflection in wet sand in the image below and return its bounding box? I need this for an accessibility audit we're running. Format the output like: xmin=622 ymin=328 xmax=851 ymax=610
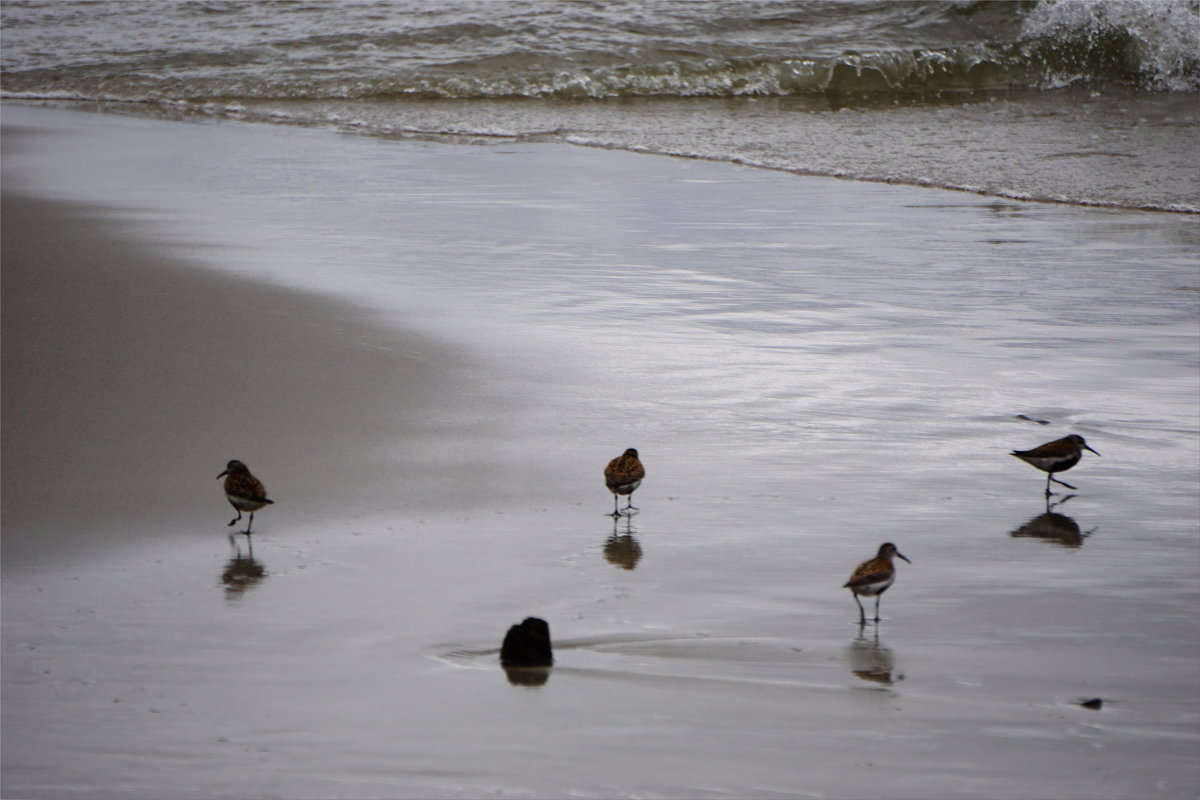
xmin=604 ymin=448 xmax=645 ymax=517
xmin=222 ymin=535 xmax=267 ymax=600
xmin=843 ymin=542 xmax=910 ymax=624
xmin=1010 ymin=495 xmax=1095 ymax=548
xmin=217 ymin=459 xmax=274 ymax=533
xmin=604 ymin=514 xmax=643 ymax=570
xmin=847 ymin=624 xmax=898 ymax=686
xmin=1010 ymin=434 xmax=1100 ymax=495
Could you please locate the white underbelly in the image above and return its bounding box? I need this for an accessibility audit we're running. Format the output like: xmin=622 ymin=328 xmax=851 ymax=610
xmin=850 ymin=577 xmax=894 ymax=597
xmin=228 ymin=495 xmax=268 ymax=512
xmin=612 ymin=479 xmax=641 ymax=495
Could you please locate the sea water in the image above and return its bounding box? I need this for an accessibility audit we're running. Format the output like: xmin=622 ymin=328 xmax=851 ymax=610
xmin=2 ymin=0 xmax=1198 ymax=210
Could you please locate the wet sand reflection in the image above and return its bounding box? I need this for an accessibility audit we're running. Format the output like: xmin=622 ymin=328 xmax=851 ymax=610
xmin=1009 ymin=495 xmax=1096 ymax=548
xmin=603 ymin=515 xmax=642 ymax=571
xmin=847 ymin=624 xmax=899 ymax=687
xmin=221 ymin=535 xmax=267 ymax=600
xmin=502 ymin=665 xmax=552 ymax=687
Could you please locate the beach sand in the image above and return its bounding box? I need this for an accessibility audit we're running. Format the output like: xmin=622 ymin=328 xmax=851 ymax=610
xmin=2 ymin=185 xmax=475 ymax=569
xmin=3 ymin=105 xmax=1198 ymax=800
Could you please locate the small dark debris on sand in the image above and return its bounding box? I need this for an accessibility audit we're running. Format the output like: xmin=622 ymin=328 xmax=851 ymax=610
xmin=500 ymin=617 xmax=553 ymax=667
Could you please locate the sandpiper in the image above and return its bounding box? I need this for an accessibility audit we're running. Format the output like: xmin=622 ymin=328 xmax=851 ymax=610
xmin=604 ymin=448 xmax=645 ymax=517
xmin=217 ymin=459 xmax=273 ymax=534
xmin=844 ymin=542 xmax=910 ymax=624
xmin=1011 ymin=434 xmax=1100 ymax=494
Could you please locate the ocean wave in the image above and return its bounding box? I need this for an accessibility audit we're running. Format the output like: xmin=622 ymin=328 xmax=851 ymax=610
xmin=2 ymin=0 xmax=1195 ymax=104
xmin=4 ymin=44 xmax=1193 ymax=106
xmin=1019 ymin=0 xmax=1200 ymax=92
xmin=2 ymin=0 xmax=1195 ymax=213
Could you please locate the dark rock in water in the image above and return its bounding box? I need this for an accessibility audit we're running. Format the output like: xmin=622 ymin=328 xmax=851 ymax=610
xmin=1078 ymin=697 xmax=1103 ymax=710
xmin=500 ymin=617 xmax=553 ymax=667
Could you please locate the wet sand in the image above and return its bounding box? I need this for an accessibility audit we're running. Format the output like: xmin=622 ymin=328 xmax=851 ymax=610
xmin=1 ymin=186 xmax=476 ymax=570
xmin=2 ymin=105 xmax=1198 ymax=800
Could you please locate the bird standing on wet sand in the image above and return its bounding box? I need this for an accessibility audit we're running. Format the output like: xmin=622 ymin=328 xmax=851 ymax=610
xmin=217 ymin=459 xmax=273 ymax=534
xmin=604 ymin=448 xmax=645 ymax=517
xmin=844 ymin=542 xmax=911 ymax=624
xmin=1011 ymin=434 xmax=1100 ymax=495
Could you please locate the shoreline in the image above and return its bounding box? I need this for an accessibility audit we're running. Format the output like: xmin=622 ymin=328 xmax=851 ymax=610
xmin=4 ymin=95 xmax=1198 ymax=215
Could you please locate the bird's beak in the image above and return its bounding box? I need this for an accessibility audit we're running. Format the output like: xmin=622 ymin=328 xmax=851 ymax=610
xmin=217 ymin=470 xmax=228 ymax=479
xmin=1084 ymin=445 xmax=1101 ymax=456
xmin=896 ymin=552 xmax=912 ymax=564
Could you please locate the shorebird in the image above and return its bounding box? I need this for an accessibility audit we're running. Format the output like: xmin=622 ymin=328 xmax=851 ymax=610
xmin=1011 ymin=434 xmax=1100 ymax=494
xmin=604 ymin=448 xmax=645 ymax=517
xmin=217 ymin=459 xmax=273 ymax=534
xmin=844 ymin=542 xmax=910 ymax=624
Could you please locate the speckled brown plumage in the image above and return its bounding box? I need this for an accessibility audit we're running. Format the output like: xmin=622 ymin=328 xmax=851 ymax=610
xmin=604 ymin=448 xmax=645 ymax=517
xmin=844 ymin=542 xmax=910 ymax=624
xmin=217 ymin=459 xmax=273 ymax=533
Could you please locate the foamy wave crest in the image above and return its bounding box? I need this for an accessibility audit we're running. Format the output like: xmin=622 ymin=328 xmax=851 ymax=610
xmin=1019 ymin=0 xmax=1200 ymax=91
xmin=386 ymin=47 xmax=1018 ymax=100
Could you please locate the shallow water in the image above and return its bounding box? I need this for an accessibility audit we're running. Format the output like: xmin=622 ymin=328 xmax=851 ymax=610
xmin=2 ymin=105 xmax=1199 ymax=799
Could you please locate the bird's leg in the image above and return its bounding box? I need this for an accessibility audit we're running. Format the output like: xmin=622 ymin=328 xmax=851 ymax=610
xmin=874 ymin=595 xmax=882 ymax=623
xmin=228 ymin=508 xmax=242 ymax=527
xmin=1050 ymin=475 xmax=1078 ymax=491
xmin=245 ymin=512 xmax=254 ymax=535
xmin=853 ymin=594 xmax=866 ymax=625
xmin=610 ymin=494 xmax=621 ymax=518
xmin=624 ymin=497 xmax=639 ymax=513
